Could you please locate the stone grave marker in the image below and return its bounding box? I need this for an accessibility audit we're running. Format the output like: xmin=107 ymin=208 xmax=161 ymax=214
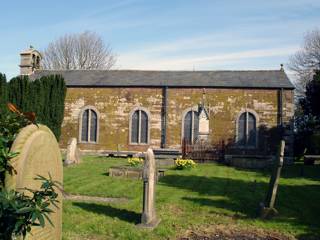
xmin=65 ymin=137 xmax=81 ymax=165
xmin=139 ymin=148 xmax=161 ymax=228
xmin=198 ymin=105 xmax=210 ymax=142
xmin=260 ymin=140 xmax=285 ymax=219
xmin=5 ymin=124 xmax=63 ymax=240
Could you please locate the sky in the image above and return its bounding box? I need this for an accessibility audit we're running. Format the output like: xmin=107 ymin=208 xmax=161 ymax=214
xmin=1 ymin=0 xmax=320 ymax=80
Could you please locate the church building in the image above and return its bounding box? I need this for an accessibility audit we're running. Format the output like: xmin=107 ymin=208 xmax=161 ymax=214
xmin=20 ymin=47 xmax=295 ymax=165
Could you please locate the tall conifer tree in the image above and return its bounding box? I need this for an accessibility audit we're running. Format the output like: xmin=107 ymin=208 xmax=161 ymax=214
xmin=0 ymin=74 xmax=8 ymax=111
xmin=2 ymin=73 xmax=66 ymax=140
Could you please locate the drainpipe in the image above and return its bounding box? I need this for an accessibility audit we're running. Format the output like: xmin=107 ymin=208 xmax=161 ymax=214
xmin=279 ymin=88 xmax=283 ymax=127
xmin=278 ymin=88 xmax=284 ymax=139
xmin=279 ymin=64 xmax=284 ymax=135
xmin=161 ymin=86 xmax=168 ymax=148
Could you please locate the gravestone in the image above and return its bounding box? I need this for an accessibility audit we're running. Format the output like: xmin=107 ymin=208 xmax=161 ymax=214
xmin=65 ymin=137 xmax=81 ymax=165
xmin=5 ymin=124 xmax=63 ymax=240
xmin=260 ymin=140 xmax=285 ymax=219
xmin=198 ymin=105 xmax=210 ymax=142
xmin=139 ymin=148 xmax=161 ymax=228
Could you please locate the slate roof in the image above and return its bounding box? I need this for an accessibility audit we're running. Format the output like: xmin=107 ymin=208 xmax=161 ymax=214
xmin=32 ymin=70 xmax=295 ymax=89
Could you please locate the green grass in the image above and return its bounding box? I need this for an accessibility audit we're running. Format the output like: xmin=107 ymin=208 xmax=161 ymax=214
xmin=62 ymin=156 xmax=320 ymax=240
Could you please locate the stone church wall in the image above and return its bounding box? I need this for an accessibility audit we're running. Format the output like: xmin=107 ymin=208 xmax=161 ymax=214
xmin=59 ymin=87 xmax=294 ymax=154
xmin=60 ymin=87 xmax=162 ymax=152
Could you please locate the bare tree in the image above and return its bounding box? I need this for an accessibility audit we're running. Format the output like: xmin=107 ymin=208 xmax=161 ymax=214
xmin=42 ymin=31 xmax=116 ymax=70
xmin=289 ymin=29 xmax=320 ymax=94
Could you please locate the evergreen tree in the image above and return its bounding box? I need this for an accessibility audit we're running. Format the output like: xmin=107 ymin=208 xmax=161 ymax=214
xmin=35 ymin=75 xmax=67 ymax=140
xmin=4 ymin=74 xmax=66 ymax=140
xmin=295 ymin=70 xmax=320 ymax=156
xmin=300 ymin=70 xmax=320 ymax=118
xmin=8 ymin=76 xmax=31 ymax=111
xmin=0 ymin=74 xmax=8 ymax=111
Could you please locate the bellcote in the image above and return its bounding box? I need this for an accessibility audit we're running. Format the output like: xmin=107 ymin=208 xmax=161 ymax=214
xmin=19 ymin=46 xmax=42 ymax=75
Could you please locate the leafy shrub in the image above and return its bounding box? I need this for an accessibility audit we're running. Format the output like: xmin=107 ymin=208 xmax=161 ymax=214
xmin=128 ymin=157 xmax=143 ymax=167
xmin=0 ymin=103 xmax=60 ymax=240
xmin=175 ymin=159 xmax=196 ymax=170
xmin=0 ymin=175 xmax=61 ymax=240
xmin=0 ymin=104 xmax=32 ymax=186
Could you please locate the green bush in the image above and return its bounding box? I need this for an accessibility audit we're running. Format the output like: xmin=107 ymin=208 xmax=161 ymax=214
xmin=0 ymin=110 xmax=30 ymax=186
xmin=6 ymin=74 xmax=66 ymax=140
xmin=0 ymin=175 xmax=60 ymax=240
xmin=307 ymin=132 xmax=320 ymax=154
xmin=0 ymin=105 xmax=60 ymax=240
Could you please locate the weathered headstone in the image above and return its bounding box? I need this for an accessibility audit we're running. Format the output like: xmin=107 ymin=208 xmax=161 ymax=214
xmin=260 ymin=140 xmax=285 ymax=219
xmin=198 ymin=105 xmax=210 ymax=142
xmin=5 ymin=124 xmax=63 ymax=240
xmin=65 ymin=137 xmax=81 ymax=165
xmin=139 ymin=148 xmax=160 ymax=228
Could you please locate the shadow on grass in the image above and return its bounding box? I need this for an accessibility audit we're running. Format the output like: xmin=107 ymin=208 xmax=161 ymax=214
xmin=281 ymin=164 xmax=320 ymax=181
xmin=159 ymin=174 xmax=320 ymax=238
xmin=230 ymin=164 xmax=320 ymax=182
xmin=297 ymin=233 xmax=320 ymax=240
xmin=182 ymin=197 xmax=253 ymax=219
xmin=73 ymin=202 xmax=140 ymax=224
xmin=161 ymin=175 xmax=263 ymax=218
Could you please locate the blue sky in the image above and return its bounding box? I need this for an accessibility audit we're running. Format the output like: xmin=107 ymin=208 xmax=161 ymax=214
xmin=1 ymin=0 xmax=320 ymax=80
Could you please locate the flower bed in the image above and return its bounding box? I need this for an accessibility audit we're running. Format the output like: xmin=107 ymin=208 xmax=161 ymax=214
xmin=175 ymin=158 xmax=196 ymax=170
xmin=128 ymin=157 xmax=144 ymax=167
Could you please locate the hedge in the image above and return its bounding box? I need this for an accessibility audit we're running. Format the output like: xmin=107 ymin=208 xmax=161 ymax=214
xmin=0 ymin=73 xmax=8 ymax=111
xmin=0 ymin=74 xmax=66 ymax=140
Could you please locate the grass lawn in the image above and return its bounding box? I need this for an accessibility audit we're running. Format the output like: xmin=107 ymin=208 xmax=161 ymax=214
xmin=62 ymin=156 xmax=320 ymax=240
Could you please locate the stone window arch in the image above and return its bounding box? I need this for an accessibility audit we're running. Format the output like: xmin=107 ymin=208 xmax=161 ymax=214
xmin=79 ymin=106 xmax=100 ymax=143
xmin=181 ymin=106 xmax=199 ymax=144
xmin=129 ymin=107 xmax=151 ymax=144
xmin=235 ymin=109 xmax=259 ymax=148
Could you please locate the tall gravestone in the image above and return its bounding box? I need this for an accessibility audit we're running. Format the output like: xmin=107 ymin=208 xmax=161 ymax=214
xmin=5 ymin=124 xmax=63 ymax=240
xmin=139 ymin=148 xmax=160 ymax=228
xmin=198 ymin=105 xmax=210 ymax=142
xmin=260 ymin=140 xmax=285 ymax=219
xmin=65 ymin=137 xmax=81 ymax=165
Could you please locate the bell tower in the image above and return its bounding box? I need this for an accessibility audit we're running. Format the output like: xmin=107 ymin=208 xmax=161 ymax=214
xmin=19 ymin=46 xmax=42 ymax=75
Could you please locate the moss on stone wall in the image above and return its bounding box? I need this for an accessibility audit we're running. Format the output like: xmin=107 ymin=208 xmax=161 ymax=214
xmin=60 ymin=87 xmax=294 ymax=153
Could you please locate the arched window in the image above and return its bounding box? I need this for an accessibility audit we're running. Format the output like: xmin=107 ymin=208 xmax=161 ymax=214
xmin=80 ymin=107 xmax=99 ymax=143
xmin=130 ymin=108 xmax=149 ymax=144
xmin=237 ymin=111 xmax=257 ymax=147
xmin=183 ymin=110 xmax=199 ymax=144
xmin=32 ymin=54 xmax=36 ymax=69
xmin=36 ymin=56 xmax=41 ymax=68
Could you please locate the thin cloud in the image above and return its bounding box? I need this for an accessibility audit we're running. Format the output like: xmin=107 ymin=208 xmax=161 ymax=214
xmin=117 ymin=46 xmax=299 ymax=70
xmin=122 ymin=33 xmax=289 ymax=56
